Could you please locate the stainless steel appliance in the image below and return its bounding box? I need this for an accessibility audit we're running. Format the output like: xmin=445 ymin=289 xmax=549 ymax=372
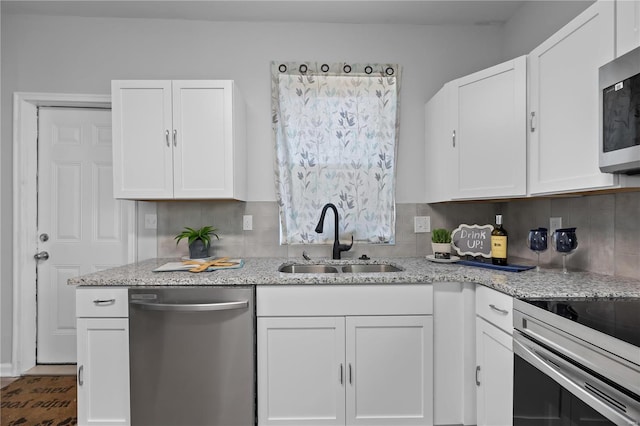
xmin=513 ymin=298 xmax=640 ymax=425
xmin=599 ymin=46 xmax=640 ymax=174
xmin=129 ymin=287 xmax=255 ymax=426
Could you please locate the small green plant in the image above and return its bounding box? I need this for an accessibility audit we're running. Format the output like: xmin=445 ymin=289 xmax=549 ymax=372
xmin=174 ymin=226 xmax=220 ymax=248
xmin=431 ymin=228 xmax=451 ymax=244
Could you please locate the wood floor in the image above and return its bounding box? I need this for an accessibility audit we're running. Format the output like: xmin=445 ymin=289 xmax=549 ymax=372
xmin=1 ymin=364 xmax=76 ymax=388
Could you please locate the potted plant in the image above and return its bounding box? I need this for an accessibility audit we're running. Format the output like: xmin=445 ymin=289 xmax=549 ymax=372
xmin=431 ymin=228 xmax=452 ymax=259
xmin=175 ymin=226 xmax=220 ymax=259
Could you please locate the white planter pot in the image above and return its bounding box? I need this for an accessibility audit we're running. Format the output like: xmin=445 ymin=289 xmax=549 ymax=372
xmin=431 ymin=242 xmax=452 ymax=259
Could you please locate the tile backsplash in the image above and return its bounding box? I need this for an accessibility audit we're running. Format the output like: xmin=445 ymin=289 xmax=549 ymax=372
xmin=156 ymin=191 xmax=640 ymax=280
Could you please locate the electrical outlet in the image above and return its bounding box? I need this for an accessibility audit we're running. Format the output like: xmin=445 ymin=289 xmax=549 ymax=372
xmin=414 ymin=216 xmax=431 ymax=233
xmin=243 ymin=215 xmax=253 ymax=231
xmin=144 ymin=214 xmax=157 ymax=230
xmin=550 ymin=217 xmax=562 ymax=235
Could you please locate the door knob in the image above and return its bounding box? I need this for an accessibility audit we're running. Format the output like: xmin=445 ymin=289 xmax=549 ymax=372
xmin=34 ymin=251 xmax=50 ymax=261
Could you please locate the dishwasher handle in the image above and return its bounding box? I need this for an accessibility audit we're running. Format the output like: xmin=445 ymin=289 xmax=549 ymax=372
xmin=130 ymin=299 xmax=248 ymax=312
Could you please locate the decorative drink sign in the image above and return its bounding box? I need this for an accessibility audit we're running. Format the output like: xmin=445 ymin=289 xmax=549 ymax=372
xmin=451 ymin=224 xmax=494 ymax=258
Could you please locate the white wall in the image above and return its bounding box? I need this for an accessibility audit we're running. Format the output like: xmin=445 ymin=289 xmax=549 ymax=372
xmin=0 ymin=12 xmax=504 ymax=368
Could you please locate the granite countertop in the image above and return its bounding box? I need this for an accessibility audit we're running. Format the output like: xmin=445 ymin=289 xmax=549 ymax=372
xmin=69 ymin=257 xmax=640 ymax=299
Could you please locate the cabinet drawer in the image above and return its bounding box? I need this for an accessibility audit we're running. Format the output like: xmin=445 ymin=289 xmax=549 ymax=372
xmin=476 ymin=285 xmax=513 ymax=334
xmin=257 ymin=284 xmax=433 ymax=317
xmin=76 ymin=287 xmax=128 ymax=318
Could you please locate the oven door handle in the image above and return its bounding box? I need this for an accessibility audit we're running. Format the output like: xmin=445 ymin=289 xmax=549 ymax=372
xmin=130 ymin=300 xmax=248 ymax=312
xmin=513 ymin=336 xmax=639 ymax=426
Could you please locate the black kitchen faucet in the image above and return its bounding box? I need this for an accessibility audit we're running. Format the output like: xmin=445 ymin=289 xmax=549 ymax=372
xmin=315 ymin=203 xmax=353 ymax=260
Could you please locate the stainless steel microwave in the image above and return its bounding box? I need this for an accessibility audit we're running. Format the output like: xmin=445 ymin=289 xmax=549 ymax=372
xmin=599 ymin=46 xmax=640 ymax=174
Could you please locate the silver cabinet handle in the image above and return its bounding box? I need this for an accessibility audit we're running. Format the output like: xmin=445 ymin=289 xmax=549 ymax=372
xmin=349 ymin=363 xmax=353 ymax=385
xmin=489 ymin=304 xmax=509 ymax=315
xmin=34 ymin=251 xmax=49 ymax=261
xmin=78 ymin=365 xmax=84 ymax=386
xmin=530 ymin=111 xmax=536 ymax=132
xmin=173 ymin=129 xmax=177 ymax=147
xmin=93 ymin=298 xmax=116 ymax=305
xmin=340 ymin=364 xmax=344 ymax=385
xmin=476 ymin=365 xmax=481 ymax=386
xmin=452 ymin=130 xmax=456 ymax=147
xmin=130 ymin=300 xmax=248 ymax=312
xmin=165 ymin=129 xmax=170 ymax=147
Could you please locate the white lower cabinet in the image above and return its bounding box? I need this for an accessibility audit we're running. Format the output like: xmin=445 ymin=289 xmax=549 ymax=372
xmin=475 ymin=286 xmax=513 ymax=426
xmin=76 ymin=288 xmax=130 ymax=426
xmin=257 ymin=285 xmax=433 ymax=426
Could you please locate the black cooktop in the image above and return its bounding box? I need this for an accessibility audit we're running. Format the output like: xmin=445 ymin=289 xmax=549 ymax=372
xmin=522 ymin=298 xmax=640 ymax=348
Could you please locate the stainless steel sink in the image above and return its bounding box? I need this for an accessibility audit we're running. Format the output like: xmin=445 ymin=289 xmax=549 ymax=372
xmin=341 ymin=264 xmax=402 ymax=273
xmin=278 ymin=263 xmax=402 ymax=273
xmin=278 ymin=264 xmax=339 ymax=273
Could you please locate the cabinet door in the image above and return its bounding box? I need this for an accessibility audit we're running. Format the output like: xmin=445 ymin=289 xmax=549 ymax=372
xmin=476 ymin=317 xmax=513 ymax=426
xmin=528 ymin=2 xmax=616 ymax=195
xmin=257 ymin=317 xmax=346 ymax=426
xmin=77 ymin=318 xmax=130 ymax=426
xmin=425 ymin=83 xmax=455 ymax=203
xmin=345 ymin=316 xmax=433 ymax=426
xmin=172 ymin=80 xmax=235 ymax=198
xmin=112 ymin=80 xmax=173 ymax=199
xmin=616 ymin=0 xmax=640 ymax=57
xmin=452 ymin=56 xmax=527 ymax=200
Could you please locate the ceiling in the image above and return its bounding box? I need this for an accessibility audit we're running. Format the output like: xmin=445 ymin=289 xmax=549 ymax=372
xmin=2 ymin=0 xmax=531 ymax=26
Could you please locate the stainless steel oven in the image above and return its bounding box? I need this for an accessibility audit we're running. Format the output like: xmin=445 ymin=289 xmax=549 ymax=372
xmin=513 ymin=298 xmax=640 ymax=425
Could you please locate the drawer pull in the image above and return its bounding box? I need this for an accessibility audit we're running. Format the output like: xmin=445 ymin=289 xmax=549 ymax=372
xmin=93 ymin=299 xmax=116 ymax=306
xmin=476 ymin=365 xmax=481 ymax=386
xmin=489 ymin=304 xmax=509 ymax=315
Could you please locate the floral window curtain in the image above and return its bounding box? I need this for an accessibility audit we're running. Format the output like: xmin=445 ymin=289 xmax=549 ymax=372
xmin=272 ymin=62 xmax=401 ymax=245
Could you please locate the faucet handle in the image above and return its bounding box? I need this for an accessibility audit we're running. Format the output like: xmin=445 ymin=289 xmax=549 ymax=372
xmin=339 ymin=236 xmax=354 ymax=252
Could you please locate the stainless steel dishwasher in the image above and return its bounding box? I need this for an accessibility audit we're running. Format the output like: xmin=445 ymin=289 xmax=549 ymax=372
xmin=128 ymin=287 xmax=255 ymax=426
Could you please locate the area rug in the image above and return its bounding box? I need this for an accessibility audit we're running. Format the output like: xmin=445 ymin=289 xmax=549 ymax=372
xmin=1 ymin=375 xmax=77 ymax=426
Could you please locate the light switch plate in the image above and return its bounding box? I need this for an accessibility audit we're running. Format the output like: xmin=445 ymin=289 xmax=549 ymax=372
xmin=414 ymin=216 xmax=430 ymax=233
xmin=144 ymin=214 xmax=157 ymax=230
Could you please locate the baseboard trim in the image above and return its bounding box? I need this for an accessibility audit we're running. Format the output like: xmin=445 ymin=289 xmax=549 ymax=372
xmin=1 ymin=362 xmax=16 ymax=377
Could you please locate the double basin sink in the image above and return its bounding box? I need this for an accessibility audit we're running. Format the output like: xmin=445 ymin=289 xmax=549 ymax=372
xmin=278 ymin=263 xmax=402 ymax=274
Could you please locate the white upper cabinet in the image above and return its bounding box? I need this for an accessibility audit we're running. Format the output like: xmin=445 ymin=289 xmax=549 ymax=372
xmin=615 ymin=0 xmax=640 ymax=57
xmin=528 ymin=1 xmax=618 ymax=195
xmin=425 ymin=83 xmax=454 ymax=204
xmin=452 ymin=56 xmax=527 ymax=200
xmin=112 ymin=80 xmax=246 ymax=200
xmin=425 ymin=56 xmax=527 ymax=203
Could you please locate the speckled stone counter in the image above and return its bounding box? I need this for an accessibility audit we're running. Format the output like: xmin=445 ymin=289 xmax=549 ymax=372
xmin=69 ymin=257 xmax=640 ymax=299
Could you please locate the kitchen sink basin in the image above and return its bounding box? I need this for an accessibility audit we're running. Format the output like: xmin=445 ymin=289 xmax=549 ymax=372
xmin=341 ymin=264 xmax=403 ymax=273
xmin=278 ymin=264 xmax=339 ymax=273
xmin=278 ymin=263 xmax=402 ymax=273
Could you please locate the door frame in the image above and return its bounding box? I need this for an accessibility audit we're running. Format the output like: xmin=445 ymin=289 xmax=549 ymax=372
xmin=12 ymin=92 xmax=137 ymax=375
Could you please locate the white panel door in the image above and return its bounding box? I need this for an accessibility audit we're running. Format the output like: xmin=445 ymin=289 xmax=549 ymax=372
xmin=77 ymin=318 xmax=130 ymax=425
xmin=425 ymin=82 xmax=455 ymax=203
xmin=616 ymin=0 xmax=640 ymax=57
xmin=257 ymin=317 xmax=346 ymax=426
xmin=172 ymin=80 xmax=233 ymax=198
xmin=476 ymin=317 xmax=513 ymax=426
xmin=37 ymin=107 xmax=132 ymax=363
xmin=528 ymin=2 xmax=616 ymax=195
xmin=346 ymin=316 xmax=433 ymax=426
xmin=452 ymin=56 xmax=527 ymax=199
xmin=112 ymin=80 xmax=173 ymax=199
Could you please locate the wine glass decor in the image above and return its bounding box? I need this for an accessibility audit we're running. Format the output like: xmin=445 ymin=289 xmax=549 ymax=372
xmin=552 ymin=227 xmax=578 ymax=274
xmin=527 ymin=228 xmax=548 ymax=272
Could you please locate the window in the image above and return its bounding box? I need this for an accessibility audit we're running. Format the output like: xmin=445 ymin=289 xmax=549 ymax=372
xmin=272 ymin=62 xmax=401 ymax=244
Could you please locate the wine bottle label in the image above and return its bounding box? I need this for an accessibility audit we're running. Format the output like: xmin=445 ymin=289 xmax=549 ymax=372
xmin=491 ymin=236 xmax=508 ymax=258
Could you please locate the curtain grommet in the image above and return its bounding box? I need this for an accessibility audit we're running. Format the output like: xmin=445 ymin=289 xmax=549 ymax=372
xmin=343 ymin=64 xmax=352 ymax=73
xmin=299 ymin=64 xmax=308 ymax=74
xmin=385 ymin=67 xmax=394 ymax=76
xmin=365 ymin=66 xmax=373 ymax=75
xmin=321 ymin=64 xmax=330 ymax=72
xmin=279 ymin=64 xmax=287 ymax=73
